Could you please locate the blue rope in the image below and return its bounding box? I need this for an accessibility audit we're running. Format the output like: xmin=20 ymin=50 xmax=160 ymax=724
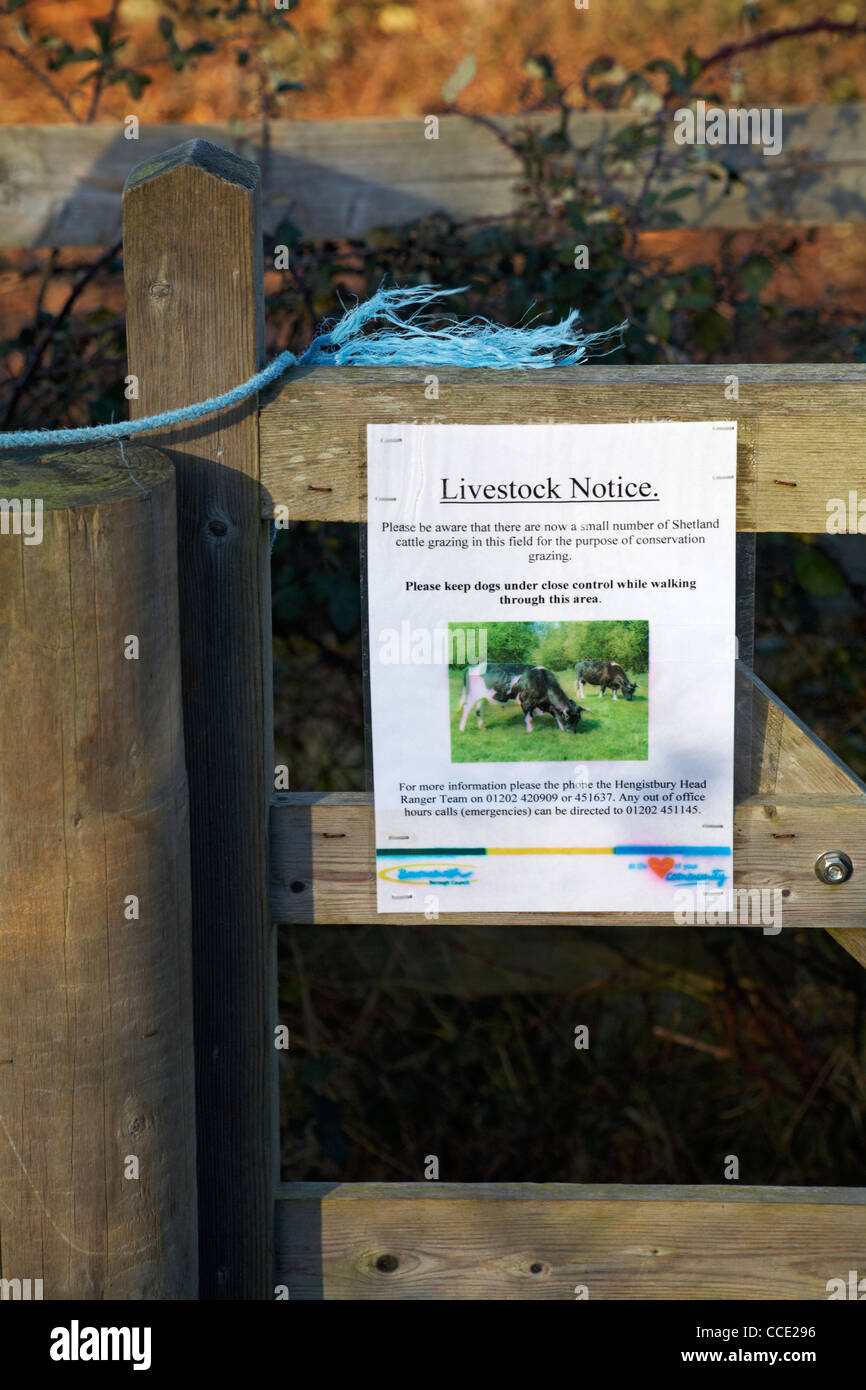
xmin=0 ymin=286 xmax=627 ymax=449
xmin=0 ymin=350 xmax=301 ymax=448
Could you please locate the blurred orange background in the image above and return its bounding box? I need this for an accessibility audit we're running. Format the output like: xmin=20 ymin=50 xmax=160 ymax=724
xmin=2 ymin=0 xmax=865 ymax=124
xmin=2 ymin=3 xmax=866 ymax=325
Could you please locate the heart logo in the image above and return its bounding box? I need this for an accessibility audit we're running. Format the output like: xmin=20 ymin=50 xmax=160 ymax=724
xmin=648 ymin=856 xmax=675 ymax=879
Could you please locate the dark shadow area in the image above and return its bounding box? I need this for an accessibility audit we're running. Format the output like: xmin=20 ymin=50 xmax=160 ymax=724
xmin=278 ymin=923 xmax=866 ymax=1185
xmin=274 ymin=527 xmax=866 ymax=1188
xmin=274 ymin=1186 xmax=331 ymax=1300
xmin=755 ymin=532 xmax=866 ymax=774
xmin=272 ymin=521 xmax=364 ymax=792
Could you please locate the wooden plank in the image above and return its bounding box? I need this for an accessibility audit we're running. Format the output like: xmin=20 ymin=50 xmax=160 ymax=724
xmin=258 ymin=365 xmax=866 ymax=531
xmin=4 ymin=104 xmax=866 ymax=246
xmin=281 ymin=1180 xmax=866 ymax=1202
xmin=0 ymin=445 xmax=197 ymax=1297
xmin=271 ymin=796 xmax=866 ymax=927
xmin=271 ymin=666 xmax=866 ymax=926
xmin=739 ymin=667 xmax=866 ymax=799
xmin=275 ymin=1182 xmax=866 ymax=1299
xmin=123 ymin=140 xmax=276 ymax=1300
xmin=826 ymin=928 xmax=866 ymax=970
xmin=743 ymin=669 xmax=866 ymax=964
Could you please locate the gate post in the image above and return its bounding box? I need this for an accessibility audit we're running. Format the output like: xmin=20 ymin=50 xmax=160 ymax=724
xmin=0 ymin=445 xmax=196 ymax=1298
xmin=124 ymin=140 xmax=277 ymax=1300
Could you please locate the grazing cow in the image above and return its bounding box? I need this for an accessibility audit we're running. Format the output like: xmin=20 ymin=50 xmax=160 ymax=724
xmin=457 ymin=662 xmax=588 ymax=733
xmin=574 ymin=658 xmax=639 ymax=702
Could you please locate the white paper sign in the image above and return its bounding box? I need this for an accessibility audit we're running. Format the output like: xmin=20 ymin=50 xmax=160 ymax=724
xmin=367 ymin=421 xmax=737 ymax=915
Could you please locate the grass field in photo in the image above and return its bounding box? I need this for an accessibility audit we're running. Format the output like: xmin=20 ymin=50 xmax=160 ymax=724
xmin=449 ymin=668 xmax=649 ymax=763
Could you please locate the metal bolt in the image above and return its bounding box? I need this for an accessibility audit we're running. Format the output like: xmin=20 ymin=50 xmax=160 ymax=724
xmin=814 ymin=851 xmax=853 ymax=885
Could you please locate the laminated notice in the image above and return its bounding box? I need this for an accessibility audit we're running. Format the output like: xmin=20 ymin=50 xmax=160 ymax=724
xmin=367 ymin=421 xmax=737 ymax=915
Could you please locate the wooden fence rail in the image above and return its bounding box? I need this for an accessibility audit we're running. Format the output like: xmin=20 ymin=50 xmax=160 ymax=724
xmin=275 ymin=1183 xmax=866 ymax=1300
xmin=271 ymin=665 xmax=866 ymax=926
xmin=3 ymin=103 xmax=866 ymax=248
xmin=260 ymin=363 xmax=866 ymax=531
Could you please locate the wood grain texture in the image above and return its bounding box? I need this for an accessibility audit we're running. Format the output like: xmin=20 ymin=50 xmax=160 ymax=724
xmin=124 ymin=139 xmax=276 ymax=1300
xmin=258 ymin=365 xmax=866 ymax=531
xmin=0 ymin=445 xmax=196 ymax=1298
xmin=271 ymin=797 xmax=866 ymax=928
xmin=744 ymin=672 xmax=866 ymax=967
xmin=739 ymin=667 xmax=866 ymax=798
xmin=826 ymin=929 xmax=866 ymax=970
xmin=271 ymin=667 xmax=866 ymax=926
xmin=4 ymin=104 xmax=866 ymax=246
xmin=275 ymin=1182 xmax=866 ymax=1300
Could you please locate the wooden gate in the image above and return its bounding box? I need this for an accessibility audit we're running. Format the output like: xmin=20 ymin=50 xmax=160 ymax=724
xmin=3 ymin=134 xmax=866 ymax=1300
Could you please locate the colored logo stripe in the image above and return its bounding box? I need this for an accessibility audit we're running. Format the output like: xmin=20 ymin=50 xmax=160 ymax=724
xmin=376 ymin=845 xmax=731 ymax=857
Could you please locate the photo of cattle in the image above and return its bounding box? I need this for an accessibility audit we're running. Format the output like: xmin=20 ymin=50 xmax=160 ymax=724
xmin=575 ymin=659 xmax=639 ymax=702
xmin=449 ymin=620 xmax=649 ymax=763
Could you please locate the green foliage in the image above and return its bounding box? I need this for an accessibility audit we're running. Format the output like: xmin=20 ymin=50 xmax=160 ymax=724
xmin=0 ymin=0 xmax=303 ymax=125
xmin=448 ymin=620 xmax=649 ymax=671
xmin=0 ymin=0 xmax=308 ymax=435
xmin=534 ymin=620 xmax=649 ymax=671
xmin=448 ymin=620 xmax=537 ymax=666
xmin=440 ymin=52 xmax=475 ymax=104
xmin=7 ymin=13 xmax=866 ymax=435
xmin=257 ymin=27 xmax=866 ymax=371
xmin=793 ymin=540 xmax=846 ymax=597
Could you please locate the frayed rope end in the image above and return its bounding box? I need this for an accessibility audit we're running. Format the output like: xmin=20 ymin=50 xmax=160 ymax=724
xmin=0 ymin=285 xmax=627 ymax=448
